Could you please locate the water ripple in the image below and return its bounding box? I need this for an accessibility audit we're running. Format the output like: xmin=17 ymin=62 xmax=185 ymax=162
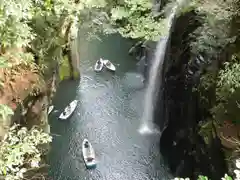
xmin=48 ymin=34 xmax=172 ymax=180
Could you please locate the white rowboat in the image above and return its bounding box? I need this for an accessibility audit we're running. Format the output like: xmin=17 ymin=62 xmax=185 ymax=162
xmin=59 ymin=100 xmax=78 ymax=120
xmin=94 ymin=58 xmax=104 ymax=72
xmin=82 ymin=139 xmax=97 ymax=169
xmin=102 ymin=59 xmax=116 ymax=72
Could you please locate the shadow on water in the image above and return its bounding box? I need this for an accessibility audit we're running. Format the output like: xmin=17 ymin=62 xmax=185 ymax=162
xmin=49 ymin=80 xmax=80 ymax=120
xmin=47 ymin=79 xmax=80 ymax=179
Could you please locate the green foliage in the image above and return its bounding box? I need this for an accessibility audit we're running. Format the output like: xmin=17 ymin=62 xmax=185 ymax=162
xmin=0 ymin=105 xmax=52 ymax=180
xmin=29 ymin=0 xmax=83 ymax=67
xmin=175 ymin=174 xmax=234 ymax=180
xmin=188 ymin=0 xmax=239 ymax=56
xmin=216 ymin=56 xmax=240 ymax=101
xmin=0 ymin=124 xmax=52 ymax=180
xmin=0 ymin=0 xmax=168 ymax=69
xmin=0 ymin=0 xmax=90 ymax=72
xmin=223 ymin=174 xmax=233 ymax=180
xmin=0 ymin=105 xmax=14 ymax=121
xmin=190 ymin=0 xmax=240 ymax=124
xmin=198 ymin=176 xmax=208 ymax=180
xmin=59 ymin=55 xmax=79 ymax=80
xmin=0 ymin=0 xmax=35 ymax=49
xmin=0 ymin=51 xmax=35 ymax=68
xmin=0 ymin=59 xmax=10 ymax=68
xmin=208 ymin=55 xmax=240 ymax=122
xmin=199 ymin=71 xmax=216 ymax=91
xmin=109 ymin=0 xmax=167 ymax=41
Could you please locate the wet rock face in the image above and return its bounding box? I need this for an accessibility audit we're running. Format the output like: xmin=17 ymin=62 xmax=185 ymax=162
xmin=129 ymin=40 xmax=156 ymax=82
xmin=152 ymin=0 xmax=169 ymax=15
xmin=10 ymin=86 xmax=51 ymax=133
xmin=154 ymin=11 xmax=227 ymax=179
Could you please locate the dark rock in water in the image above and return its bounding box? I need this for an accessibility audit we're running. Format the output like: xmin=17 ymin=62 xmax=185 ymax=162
xmin=128 ymin=41 xmax=143 ymax=56
xmin=131 ymin=40 xmax=156 ymax=83
xmin=137 ymin=56 xmax=148 ymax=82
xmin=154 ymin=11 xmax=227 ymax=179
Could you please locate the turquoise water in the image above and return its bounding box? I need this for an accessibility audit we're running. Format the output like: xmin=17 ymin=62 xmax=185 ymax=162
xmin=48 ymin=34 xmax=171 ymax=180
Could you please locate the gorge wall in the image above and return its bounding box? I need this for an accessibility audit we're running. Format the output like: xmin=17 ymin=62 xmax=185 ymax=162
xmin=0 ymin=47 xmax=80 ymax=139
xmin=0 ymin=64 xmax=56 ymax=138
xmin=153 ymin=11 xmax=228 ymax=179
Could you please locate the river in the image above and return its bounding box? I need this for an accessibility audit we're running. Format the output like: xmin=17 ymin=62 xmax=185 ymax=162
xmin=48 ymin=33 xmax=171 ymax=180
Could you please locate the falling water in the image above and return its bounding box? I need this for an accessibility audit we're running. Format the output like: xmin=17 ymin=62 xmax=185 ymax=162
xmin=139 ymin=0 xmax=185 ymax=135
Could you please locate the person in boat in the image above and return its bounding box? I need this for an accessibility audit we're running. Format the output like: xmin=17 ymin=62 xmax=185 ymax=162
xmin=96 ymin=60 xmax=101 ymax=68
xmin=84 ymin=141 xmax=94 ymax=162
xmin=63 ymin=105 xmax=70 ymax=116
xmin=67 ymin=105 xmax=71 ymax=110
xmin=84 ymin=141 xmax=89 ymax=148
xmin=106 ymin=60 xmax=111 ymax=66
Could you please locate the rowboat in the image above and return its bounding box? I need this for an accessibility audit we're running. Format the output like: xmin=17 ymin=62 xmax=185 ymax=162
xmin=102 ymin=59 xmax=116 ymax=72
xmin=59 ymin=100 xmax=78 ymax=120
xmin=94 ymin=58 xmax=104 ymax=72
xmin=82 ymin=139 xmax=97 ymax=169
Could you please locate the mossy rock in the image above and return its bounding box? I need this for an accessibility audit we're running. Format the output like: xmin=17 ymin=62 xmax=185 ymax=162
xmin=198 ymin=121 xmax=213 ymax=145
xmin=59 ymin=56 xmax=80 ymax=80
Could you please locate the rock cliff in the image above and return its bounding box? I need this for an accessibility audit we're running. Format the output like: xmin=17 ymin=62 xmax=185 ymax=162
xmin=153 ymin=11 xmax=227 ymax=179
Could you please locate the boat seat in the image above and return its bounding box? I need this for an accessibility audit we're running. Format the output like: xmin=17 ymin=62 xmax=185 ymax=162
xmin=87 ymin=157 xmax=94 ymax=162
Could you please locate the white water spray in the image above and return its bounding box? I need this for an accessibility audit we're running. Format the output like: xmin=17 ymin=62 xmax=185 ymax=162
xmin=139 ymin=0 xmax=185 ymax=135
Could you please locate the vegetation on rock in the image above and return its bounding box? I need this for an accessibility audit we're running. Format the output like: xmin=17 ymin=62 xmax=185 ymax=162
xmin=0 ymin=124 xmax=52 ymax=180
xmin=0 ymin=0 xmax=84 ymax=179
xmin=1 ymin=0 xmax=240 ymax=179
xmin=190 ymin=0 xmax=240 ymax=146
xmin=109 ymin=0 xmax=167 ymax=40
xmin=180 ymin=0 xmax=240 ymax=178
xmin=175 ymin=158 xmax=240 ymax=179
xmin=188 ymin=0 xmax=239 ymax=57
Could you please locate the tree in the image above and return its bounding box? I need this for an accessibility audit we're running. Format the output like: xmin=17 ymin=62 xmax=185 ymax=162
xmin=0 ymin=124 xmax=52 ymax=180
xmin=0 ymin=0 xmax=106 ymax=77
xmin=109 ymin=0 xmax=167 ymax=41
xmin=187 ymin=0 xmax=240 ymax=57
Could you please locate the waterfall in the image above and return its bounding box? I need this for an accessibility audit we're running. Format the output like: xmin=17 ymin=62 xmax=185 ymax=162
xmin=139 ymin=0 xmax=185 ymax=135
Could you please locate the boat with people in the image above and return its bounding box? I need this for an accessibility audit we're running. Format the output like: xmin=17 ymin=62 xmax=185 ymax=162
xmin=82 ymin=139 xmax=97 ymax=169
xmin=59 ymin=100 xmax=78 ymax=120
xmin=94 ymin=58 xmax=104 ymax=72
xmin=102 ymin=59 xmax=116 ymax=72
xmin=48 ymin=105 xmax=54 ymax=115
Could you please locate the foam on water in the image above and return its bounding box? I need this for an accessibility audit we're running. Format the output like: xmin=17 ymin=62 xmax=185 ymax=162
xmin=138 ymin=123 xmax=153 ymax=135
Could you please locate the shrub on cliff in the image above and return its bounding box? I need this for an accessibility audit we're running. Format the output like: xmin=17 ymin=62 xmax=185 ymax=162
xmin=175 ymin=158 xmax=240 ymax=179
xmin=108 ymin=0 xmax=167 ymax=41
xmin=0 ymin=0 xmax=105 ymax=75
xmin=211 ymin=54 xmax=240 ymax=123
xmin=0 ymin=124 xmax=52 ymax=180
xmin=188 ymin=0 xmax=240 ymax=57
xmin=0 ymin=105 xmax=14 ymax=122
xmin=182 ymin=0 xmax=240 ymax=124
xmin=198 ymin=54 xmax=240 ymax=125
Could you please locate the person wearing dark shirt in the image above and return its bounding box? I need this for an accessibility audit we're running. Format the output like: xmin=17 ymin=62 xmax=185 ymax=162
xmin=84 ymin=141 xmax=89 ymax=148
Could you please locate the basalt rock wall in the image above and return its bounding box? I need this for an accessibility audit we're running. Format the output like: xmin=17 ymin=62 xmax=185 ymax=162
xmin=154 ymin=11 xmax=227 ymax=179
